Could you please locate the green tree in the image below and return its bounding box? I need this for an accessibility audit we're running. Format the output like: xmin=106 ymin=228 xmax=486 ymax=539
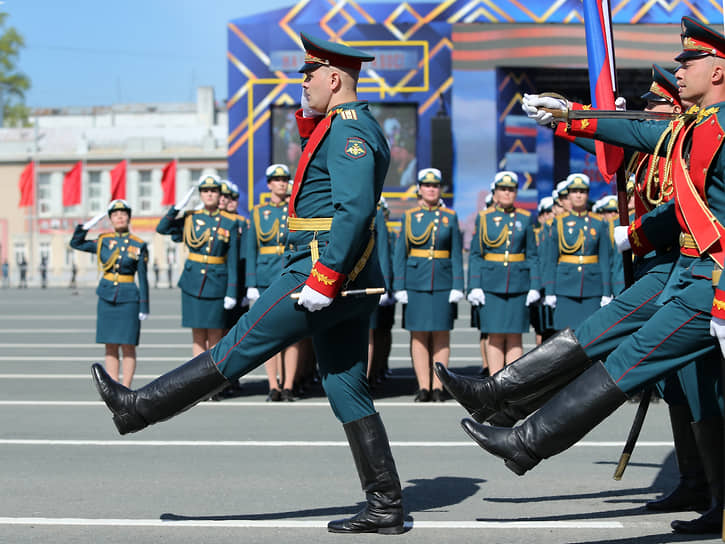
xmin=0 ymin=12 xmax=30 ymax=127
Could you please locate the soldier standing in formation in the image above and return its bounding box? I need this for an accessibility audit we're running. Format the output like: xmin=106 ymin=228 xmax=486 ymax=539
xmin=467 ymin=171 xmax=540 ymax=376
xmin=71 ymin=200 xmax=149 ymax=387
xmin=393 ymin=168 xmax=464 ymax=402
xmin=93 ymin=33 xmax=405 ymax=534
xmin=156 ymin=175 xmax=239 ymax=356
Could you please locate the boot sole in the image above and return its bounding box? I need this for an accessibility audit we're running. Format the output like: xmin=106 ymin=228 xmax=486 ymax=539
xmin=327 ymin=525 xmax=405 ymax=534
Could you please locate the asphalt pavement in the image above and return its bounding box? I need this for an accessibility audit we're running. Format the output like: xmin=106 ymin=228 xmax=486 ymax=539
xmin=0 ymin=286 xmax=717 ymax=543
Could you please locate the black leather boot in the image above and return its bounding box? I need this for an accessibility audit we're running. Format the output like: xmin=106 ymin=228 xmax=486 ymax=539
xmin=671 ymin=417 xmax=724 ymax=534
xmin=646 ymin=404 xmax=709 ymax=512
xmin=328 ymin=413 xmax=405 ymax=534
xmin=461 ymin=362 xmax=627 ymax=476
xmin=434 ymin=328 xmax=590 ymax=423
xmin=91 ymin=351 xmax=230 ymax=435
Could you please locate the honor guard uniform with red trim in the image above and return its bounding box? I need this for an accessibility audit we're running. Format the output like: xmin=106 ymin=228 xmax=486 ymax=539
xmin=156 ymin=175 xmax=239 ymax=329
xmin=468 ymin=171 xmax=538 ymax=334
xmin=393 ymin=168 xmax=464 ymax=331
xmin=71 ymin=199 xmax=149 ymax=345
xmin=543 ymin=174 xmax=612 ymax=330
xmin=246 ymin=165 xmax=291 ymax=293
xmin=448 ymin=17 xmax=725 ymax=504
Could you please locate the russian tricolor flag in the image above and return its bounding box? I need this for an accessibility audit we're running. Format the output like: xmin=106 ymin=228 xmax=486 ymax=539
xmin=583 ymin=0 xmax=624 ymax=183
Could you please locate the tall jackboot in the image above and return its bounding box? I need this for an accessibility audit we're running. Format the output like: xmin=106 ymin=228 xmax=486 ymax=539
xmin=646 ymin=404 xmax=709 ymax=512
xmin=434 ymin=328 xmax=590 ymax=424
xmin=327 ymin=413 xmax=405 ymax=534
xmin=671 ymin=417 xmax=724 ymax=534
xmin=461 ymin=362 xmax=627 ymax=476
xmin=91 ymin=351 xmax=230 ymax=435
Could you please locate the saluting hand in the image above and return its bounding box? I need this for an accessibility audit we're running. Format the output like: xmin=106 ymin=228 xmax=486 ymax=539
xmin=82 ymin=212 xmax=106 ymax=231
xmin=175 ymin=186 xmax=196 ymax=211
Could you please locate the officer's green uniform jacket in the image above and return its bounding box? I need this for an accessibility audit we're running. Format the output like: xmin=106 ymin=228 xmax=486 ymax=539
xmin=543 ymin=210 xmax=613 ymax=298
xmin=468 ymin=206 xmax=538 ymax=294
xmin=246 ymin=200 xmax=289 ymax=289
xmin=70 ymin=225 xmax=149 ymax=313
xmin=156 ymin=208 xmax=239 ymax=299
xmin=392 ymin=204 xmax=464 ymax=292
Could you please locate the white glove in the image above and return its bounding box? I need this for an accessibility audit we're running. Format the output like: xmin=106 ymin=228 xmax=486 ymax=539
xmin=521 ymin=93 xmax=567 ymax=126
xmin=301 ymin=90 xmax=323 ymax=118
xmin=600 ymin=295 xmax=613 ymax=307
xmin=710 ymin=316 xmax=725 ymax=355
xmin=82 ymin=212 xmax=106 ymax=230
xmin=544 ymin=295 xmax=557 ymax=308
xmin=467 ymin=288 xmax=485 ymax=306
xmin=449 ymin=289 xmax=464 ymax=303
xmin=613 ymin=225 xmax=631 ymax=253
xmin=138 ymin=312 xmax=148 ymax=321
xmin=394 ymin=290 xmax=408 ymax=304
xmin=297 ymin=284 xmax=333 ymax=312
xmin=246 ymin=287 xmax=260 ymax=302
xmin=615 ymin=96 xmax=627 ymax=111
xmin=175 ymin=186 xmax=196 ymax=210
xmin=379 ymin=292 xmax=395 ymax=306
xmin=525 ymin=289 xmax=541 ymax=306
xmin=223 ymin=296 xmax=236 ymax=310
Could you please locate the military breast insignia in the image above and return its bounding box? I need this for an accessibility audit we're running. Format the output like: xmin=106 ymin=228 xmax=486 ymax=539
xmin=345 ymin=137 xmax=367 ymax=159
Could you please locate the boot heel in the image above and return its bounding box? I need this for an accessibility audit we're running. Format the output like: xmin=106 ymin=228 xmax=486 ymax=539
xmin=378 ymin=524 xmax=405 ymax=534
xmin=503 ymin=459 xmax=527 ymax=476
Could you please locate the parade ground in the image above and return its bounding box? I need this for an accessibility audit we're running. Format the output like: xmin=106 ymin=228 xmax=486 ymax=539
xmin=0 ymin=286 xmax=718 ymax=543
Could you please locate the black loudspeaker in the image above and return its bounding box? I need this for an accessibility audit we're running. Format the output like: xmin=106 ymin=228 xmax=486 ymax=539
xmin=431 ymin=112 xmax=453 ymax=192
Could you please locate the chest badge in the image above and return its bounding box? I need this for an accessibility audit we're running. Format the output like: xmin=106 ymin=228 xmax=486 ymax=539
xmin=442 ymin=216 xmax=449 ymax=226
xmin=263 ymin=209 xmax=271 ymax=220
xmin=414 ymin=212 xmax=424 ymax=223
xmin=492 ymin=216 xmax=502 ymax=227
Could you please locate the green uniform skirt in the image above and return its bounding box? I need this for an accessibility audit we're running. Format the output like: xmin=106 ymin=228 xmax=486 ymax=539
xmin=554 ymin=295 xmax=600 ymax=331
xmin=181 ymin=291 xmax=225 ymax=329
xmin=479 ymin=292 xmax=528 ymax=334
xmin=96 ymin=298 xmax=140 ymax=345
xmin=403 ymin=290 xmax=455 ymax=331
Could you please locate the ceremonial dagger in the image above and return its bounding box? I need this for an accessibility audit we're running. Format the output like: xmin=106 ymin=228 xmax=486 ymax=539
xmin=290 ymin=287 xmax=386 ymax=300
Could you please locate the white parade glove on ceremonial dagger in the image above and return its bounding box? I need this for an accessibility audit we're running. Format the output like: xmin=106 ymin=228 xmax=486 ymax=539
xmin=521 ymin=93 xmax=569 ymax=126
xmin=82 ymin=211 xmax=106 ymax=231
xmin=613 ymin=225 xmax=631 ymax=253
xmin=467 ymin=288 xmax=485 ymax=306
xmin=223 ymin=296 xmax=237 ymax=310
xmin=175 ymin=186 xmax=196 ymax=211
xmin=246 ymin=287 xmax=260 ymax=302
xmin=297 ymin=284 xmax=333 ymax=312
xmin=394 ymin=290 xmax=408 ymax=305
xmin=525 ymin=289 xmax=541 ymax=306
xmin=301 ymin=90 xmax=323 ymax=118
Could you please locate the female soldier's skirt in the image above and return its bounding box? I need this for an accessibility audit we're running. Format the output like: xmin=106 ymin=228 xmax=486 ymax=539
xmin=96 ymin=298 xmax=140 ymax=345
xmin=182 ymin=291 xmax=225 ymax=329
xmin=479 ymin=292 xmax=528 ymax=334
xmin=554 ymin=295 xmax=600 ymax=331
xmin=403 ymin=290 xmax=455 ymax=331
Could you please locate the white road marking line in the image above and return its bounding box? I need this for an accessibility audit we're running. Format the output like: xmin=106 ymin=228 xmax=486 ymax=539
xmin=0 ymin=438 xmax=674 ymax=447
xmin=0 ymin=517 xmax=624 ymax=529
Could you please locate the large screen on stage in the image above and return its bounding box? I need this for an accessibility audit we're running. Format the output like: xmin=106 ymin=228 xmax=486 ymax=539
xmin=270 ymin=102 xmax=418 ymax=189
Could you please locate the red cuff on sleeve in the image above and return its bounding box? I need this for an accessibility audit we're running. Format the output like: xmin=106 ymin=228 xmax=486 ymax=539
xmin=712 ymin=288 xmax=725 ymax=319
xmin=627 ymin=218 xmax=655 ymax=256
xmin=564 ymin=103 xmax=599 ymax=138
xmin=295 ymin=108 xmax=320 ymax=139
xmin=305 ymin=261 xmax=346 ymax=298
xmin=554 ymin=122 xmax=576 ymax=142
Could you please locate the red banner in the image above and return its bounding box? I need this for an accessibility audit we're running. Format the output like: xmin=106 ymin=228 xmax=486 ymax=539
xmin=62 ymin=161 xmax=83 ymax=207
xmin=160 ymin=159 xmax=177 ymax=206
xmin=110 ymin=160 xmax=127 ymax=200
xmin=18 ymin=162 xmax=35 ymax=207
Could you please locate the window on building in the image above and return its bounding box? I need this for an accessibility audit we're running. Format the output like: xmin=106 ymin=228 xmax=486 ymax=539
xmin=138 ymin=170 xmax=153 ymax=213
xmin=88 ymin=171 xmax=103 ymax=213
xmin=37 ymin=173 xmax=52 ymax=216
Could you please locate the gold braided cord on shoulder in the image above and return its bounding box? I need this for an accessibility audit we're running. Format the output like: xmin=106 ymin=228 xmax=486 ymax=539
xmin=608 ymin=218 xmax=615 ymax=245
xmin=253 ymin=206 xmax=280 ymax=246
xmin=644 ymin=121 xmax=676 ymax=206
xmin=405 ymin=210 xmax=434 ymax=253
xmin=183 ymin=214 xmax=211 ymax=249
xmin=659 ymin=116 xmax=692 ymax=204
xmin=480 ymin=211 xmax=508 ymax=250
xmin=557 ymin=216 xmax=584 ymax=254
xmin=96 ymin=235 xmax=120 ymax=273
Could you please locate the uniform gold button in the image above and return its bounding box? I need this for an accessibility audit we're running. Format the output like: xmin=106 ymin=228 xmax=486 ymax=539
xmin=201 ymin=269 xmax=206 ymax=274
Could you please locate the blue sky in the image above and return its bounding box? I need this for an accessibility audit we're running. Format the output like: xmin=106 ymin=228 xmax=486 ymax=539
xmin=6 ymin=0 xmax=387 ymax=108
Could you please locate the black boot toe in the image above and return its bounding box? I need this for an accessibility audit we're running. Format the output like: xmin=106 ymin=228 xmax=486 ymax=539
xmin=91 ymin=363 xmax=146 ymax=435
xmin=460 ymin=418 xmax=537 ymax=476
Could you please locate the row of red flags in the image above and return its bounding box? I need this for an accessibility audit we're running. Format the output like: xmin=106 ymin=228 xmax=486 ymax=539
xmin=18 ymin=159 xmax=178 ymax=208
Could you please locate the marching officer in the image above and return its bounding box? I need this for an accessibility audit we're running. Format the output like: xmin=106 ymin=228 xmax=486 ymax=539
xmin=93 ymin=33 xmax=405 ymax=534
xmin=246 ymin=163 xmax=303 ymax=402
xmin=156 ymin=174 xmax=239 ymax=356
xmin=467 ymin=171 xmax=539 ymax=376
xmin=71 ymin=199 xmax=149 ymax=387
xmin=393 ymin=167 xmax=464 ymax=402
xmin=543 ymin=173 xmax=613 ymax=330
